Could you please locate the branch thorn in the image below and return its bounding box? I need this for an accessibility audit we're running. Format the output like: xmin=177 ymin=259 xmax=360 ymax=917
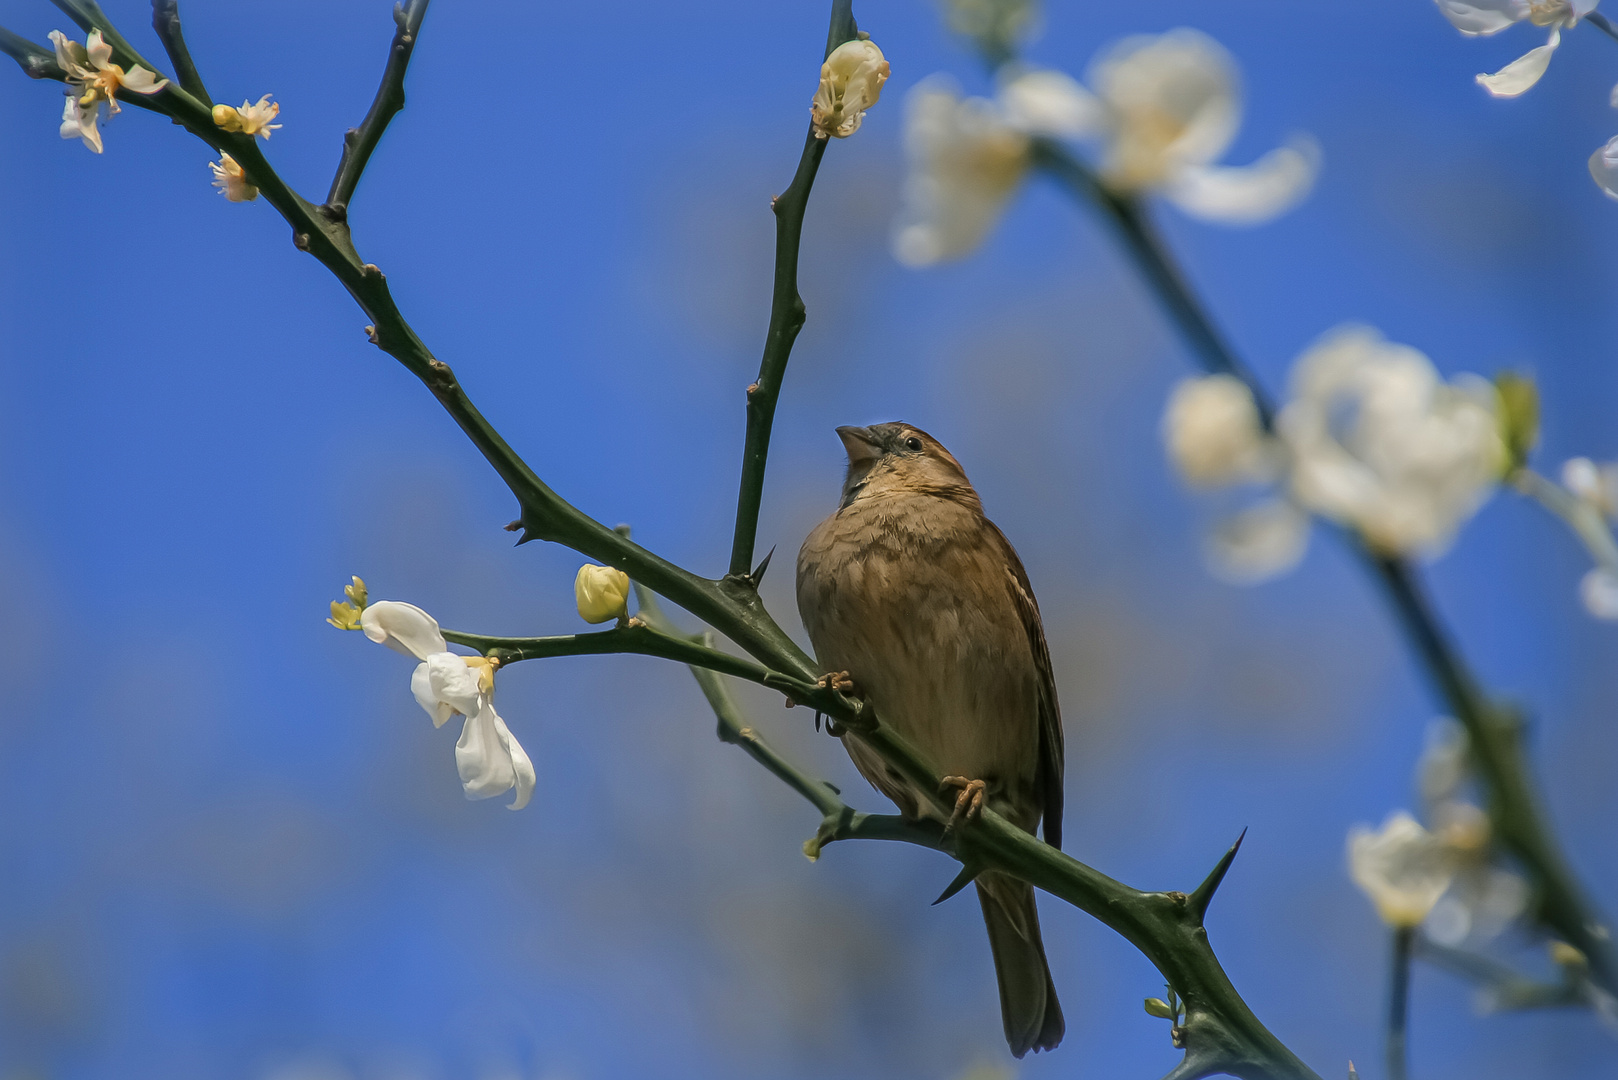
xmin=931 ymin=863 xmax=981 ymax=906
xmin=1188 ymin=827 xmax=1247 ymax=925
xmin=745 ymin=545 xmax=776 ymax=589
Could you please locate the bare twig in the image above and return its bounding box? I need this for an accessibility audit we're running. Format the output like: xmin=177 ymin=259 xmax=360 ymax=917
xmin=1387 ymin=927 xmax=1413 ymax=1080
xmin=325 ymin=0 xmax=430 ymax=215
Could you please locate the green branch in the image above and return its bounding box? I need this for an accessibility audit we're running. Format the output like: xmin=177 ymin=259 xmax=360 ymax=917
xmin=727 ymin=0 xmax=857 ymax=581
xmin=325 ymin=0 xmax=429 ymax=214
xmin=149 ymin=1 xmax=209 ymax=104
xmin=1 ymin=3 xmax=1323 ymax=1074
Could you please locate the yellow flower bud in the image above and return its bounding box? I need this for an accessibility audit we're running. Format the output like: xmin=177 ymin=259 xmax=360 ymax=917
xmin=212 ymin=104 xmax=242 ymax=131
xmin=811 ymin=38 xmax=890 ymax=139
xmin=574 ymin=564 xmax=631 ymax=624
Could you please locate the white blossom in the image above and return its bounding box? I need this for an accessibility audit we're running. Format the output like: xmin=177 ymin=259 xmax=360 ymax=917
xmin=892 ymin=77 xmax=1033 ymax=266
xmin=811 ymin=38 xmax=889 ymax=139
xmin=212 ymin=95 xmax=282 ymax=140
xmin=1590 ymin=134 xmax=1618 ymax=201
xmin=48 ymin=29 xmax=168 ymax=153
xmin=1204 ymin=500 xmax=1310 ymax=584
xmin=360 ymin=600 xmax=535 ymax=810
xmin=1434 ymin=0 xmax=1598 ymax=97
xmin=1162 ymin=374 xmax=1275 ymax=488
xmin=209 ymin=153 xmax=259 ymax=202
xmin=1580 ymin=567 xmax=1618 ymax=619
xmin=1562 ymin=456 xmax=1618 ymax=517
xmin=1348 ymin=811 xmax=1458 ymax=928
xmin=1279 ymin=326 xmax=1504 ymax=556
xmin=1046 ymin=29 xmax=1320 ymax=223
xmin=575 ymin=565 xmax=631 ymax=624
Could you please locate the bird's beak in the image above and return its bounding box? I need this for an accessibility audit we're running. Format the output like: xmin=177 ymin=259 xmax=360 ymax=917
xmin=836 ymin=425 xmax=882 ymax=465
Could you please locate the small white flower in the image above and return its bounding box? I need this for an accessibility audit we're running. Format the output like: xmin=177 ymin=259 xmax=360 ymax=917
xmin=575 ymin=565 xmax=631 ymax=624
xmin=212 ymin=94 xmax=281 ymax=140
xmin=208 ymin=153 xmax=259 ymax=202
xmin=1562 ymin=456 xmax=1618 ymax=517
xmin=360 ymin=600 xmax=535 ymax=810
xmin=1162 ymin=374 xmax=1275 ymax=488
xmin=1417 ymin=716 xmax=1472 ymax=808
xmin=1204 ymin=499 xmax=1310 ymax=584
xmin=892 ymin=76 xmax=1032 ymax=266
xmin=1580 ymin=567 xmax=1618 ymax=619
xmin=1039 ymin=29 xmax=1319 ymax=223
xmin=1434 ymin=0 xmax=1598 ymax=97
xmin=48 ymin=29 xmax=168 ymax=153
xmin=1279 ymin=325 xmax=1504 ymax=556
xmin=811 ymin=38 xmax=890 ymax=139
xmin=1348 ymin=811 xmax=1458 ymax=928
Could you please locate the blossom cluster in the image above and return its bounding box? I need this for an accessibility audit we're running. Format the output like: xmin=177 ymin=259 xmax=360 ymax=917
xmin=1162 ymin=327 xmax=1506 ymax=583
xmin=893 ymin=29 xmax=1320 ymax=266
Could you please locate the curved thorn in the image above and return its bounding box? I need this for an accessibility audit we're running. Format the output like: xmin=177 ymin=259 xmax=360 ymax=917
xmin=931 ymin=863 xmax=981 ymax=906
xmin=1188 ymin=827 xmax=1247 ymax=924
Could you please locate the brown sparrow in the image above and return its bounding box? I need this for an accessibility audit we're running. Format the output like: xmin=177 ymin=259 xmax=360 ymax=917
xmin=796 ymin=423 xmax=1065 ymax=1056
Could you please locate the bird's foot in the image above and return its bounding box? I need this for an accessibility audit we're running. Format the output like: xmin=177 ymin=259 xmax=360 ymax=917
xmin=816 ymin=670 xmax=859 ymax=695
xmin=940 ymin=776 xmax=987 ymax=832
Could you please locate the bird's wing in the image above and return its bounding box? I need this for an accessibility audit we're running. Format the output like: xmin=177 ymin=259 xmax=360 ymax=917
xmin=986 ymin=519 xmax=1064 ymax=851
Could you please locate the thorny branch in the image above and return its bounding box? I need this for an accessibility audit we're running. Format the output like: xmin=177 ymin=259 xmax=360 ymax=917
xmin=325 ymin=0 xmax=429 ymax=215
xmin=0 ymin=2 xmax=1332 ymax=1075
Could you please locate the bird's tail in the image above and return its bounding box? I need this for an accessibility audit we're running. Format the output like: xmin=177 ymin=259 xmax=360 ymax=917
xmin=976 ymin=871 xmax=1065 ymax=1057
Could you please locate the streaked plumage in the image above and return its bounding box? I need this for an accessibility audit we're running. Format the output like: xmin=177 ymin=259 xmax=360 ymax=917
xmin=796 ymin=422 xmax=1065 ymax=1057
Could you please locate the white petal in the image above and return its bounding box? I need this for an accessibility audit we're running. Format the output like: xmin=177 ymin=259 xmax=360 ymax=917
xmin=1205 ymin=500 xmax=1310 ymax=585
xmin=1590 ymin=135 xmax=1618 ymax=200
xmin=360 ymin=600 xmax=447 ymax=660
xmin=891 ymin=76 xmax=1030 ymax=266
xmin=1476 ymin=26 xmax=1560 ymax=98
xmin=1163 ymin=136 xmax=1321 ymax=225
xmin=121 ymin=66 xmax=168 ymax=95
xmin=1089 ymin=28 xmax=1241 ymax=186
xmin=84 ymin=30 xmax=113 ymax=71
xmin=423 ymin=652 xmax=483 ymax=719
xmin=998 ymin=68 xmax=1105 ymax=138
xmin=492 ymin=711 xmax=535 ymax=810
xmin=1434 ymin=0 xmax=1528 ymax=36
xmin=1580 ymin=567 xmax=1618 ymax=619
xmin=409 ymin=662 xmax=457 ymax=728
xmin=1347 ymin=811 xmax=1456 ymax=928
xmin=455 ymin=701 xmax=520 ymax=803
xmin=1609 ymin=80 xmax=1618 ymax=109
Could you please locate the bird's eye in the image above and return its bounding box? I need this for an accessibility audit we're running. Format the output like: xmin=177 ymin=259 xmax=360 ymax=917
xmin=904 ymin=436 xmax=924 ymax=452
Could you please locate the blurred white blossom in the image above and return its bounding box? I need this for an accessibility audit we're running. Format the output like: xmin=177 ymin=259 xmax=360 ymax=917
xmin=1435 ymin=0 xmax=1598 ymax=97
xmin=1279 ymin=326 xmax=1504 ymax=556
xmin=811 ymin=38 xmax=889 ymax=139
xmin=212 ymin=95 xmax=281 ymax=139
xmin=359 ymin=600 xmax=535 ymax=810
xmin=575 ymin=564 xmax=631 ymax=624
xmin=892 ymin=77 xmax=1033 ymax=266
xmin=1579 ymin=567 xmax=1618 ymax=619
xmin=893 ymin=29 xmax=1317 ymax=264
xmin=1053 ymin=29 xmax=1320 ymax=223
xmin=1562 ymin=456 xmax=1618 ymax=517
xmin=209 ymin=153 xmax=259 ymax=202
xmin=1204 ymin=499 xmax=1310 ymax=584
xmin=48 ymin=29 xmax=167 ymax=153
xmin=1162 ymin=374 xmax=1274 ymax=487
xmin=1590 ymin=134 xmax=1618 ymax=201
xmin=1348 ymin=811 xmax=1457 ymax=928
xmin=939 ymin=0 xmax=1040 ymax=51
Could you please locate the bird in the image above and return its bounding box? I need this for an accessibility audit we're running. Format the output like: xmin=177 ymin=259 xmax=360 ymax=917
xmin=796 ymin=422 xmax=1065 ymax=1057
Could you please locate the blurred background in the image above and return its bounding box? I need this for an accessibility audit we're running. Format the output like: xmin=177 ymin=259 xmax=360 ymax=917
xmin=1 ymin=1 xmax=1616 ymax=1077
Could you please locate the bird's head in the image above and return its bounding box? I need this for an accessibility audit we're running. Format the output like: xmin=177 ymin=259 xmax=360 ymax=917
xmin=835 ymin=423 xmax=979 ymax=509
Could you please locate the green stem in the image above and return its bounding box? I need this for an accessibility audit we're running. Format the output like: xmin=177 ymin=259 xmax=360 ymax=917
xmin=1587 ymin=11 xmax=1618 ymax=43
xmin=1387 ymin=927 xmax=1413 ymax=1080
xmin=150 ymin=1 xmax=210 ymax=105
xmin=325 ymin=0 xmax=429 ymax=213
xmin=727 ymin=0 xmax=857 ymax=580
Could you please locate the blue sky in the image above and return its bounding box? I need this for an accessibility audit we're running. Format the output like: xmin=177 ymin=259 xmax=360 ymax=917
xmin=1 ymin=1 xmax=1616 ymax=1078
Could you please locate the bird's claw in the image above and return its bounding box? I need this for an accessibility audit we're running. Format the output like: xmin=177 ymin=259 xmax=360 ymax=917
xmin=816 ymin=670 xmax=859 ymax=696
xmin=940 ymin=776 xmax=986 ymax=831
